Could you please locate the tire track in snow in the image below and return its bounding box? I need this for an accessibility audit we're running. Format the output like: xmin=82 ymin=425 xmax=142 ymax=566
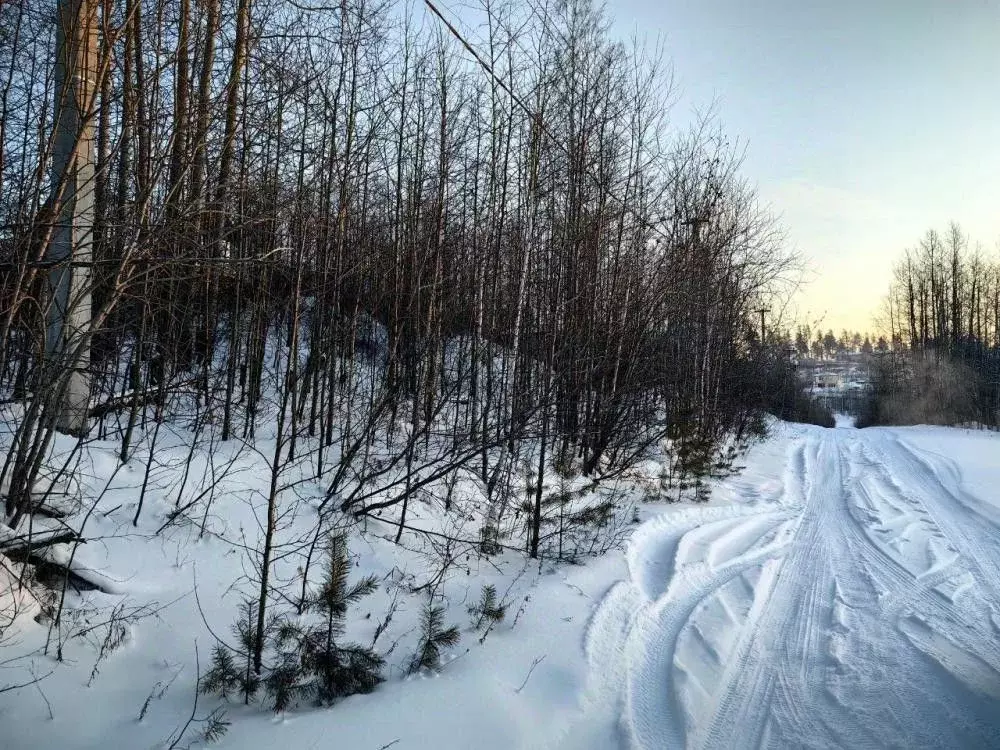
xmin=826 ymin=436 xmax=1000 ymax=747
xmin=880 ymin=434 xmax=1000 ymax=599
xmin=844 ymin=436 xmax=1000 ymax=663
xmin=575 ymin=504 xmax=793 ymax=750
xmin=581 ymin=426 xmax=1000 ymax=750
xmin=616 ymin=436 xmax=809 ymax=749
xmin=698 ymin=433 xmax=863 ymax=750
xmin=625 ymin=543 xmax=788 ymax=749
xmin=829 ymin=437 xmax=1000 ymax=658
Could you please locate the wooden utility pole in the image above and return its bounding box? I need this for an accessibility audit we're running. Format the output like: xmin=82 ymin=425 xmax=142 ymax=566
xmin=755 ymin=306 xmax=770 ymax=347
xmin=681 ymin=215 xmax=709 ymax=245
xmin=47 ymin=0 xmax=98 ymax=434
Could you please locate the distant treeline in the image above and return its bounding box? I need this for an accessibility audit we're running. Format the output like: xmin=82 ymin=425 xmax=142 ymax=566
xmin=785 ymin=326 xmax=889 ymax=360
xmin=859 ymin=223 xmax=1000 ymax=428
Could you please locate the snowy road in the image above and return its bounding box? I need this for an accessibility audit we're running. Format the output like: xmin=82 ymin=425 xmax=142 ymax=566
xmin=582 ymin=426 xmax=1000 ymax=749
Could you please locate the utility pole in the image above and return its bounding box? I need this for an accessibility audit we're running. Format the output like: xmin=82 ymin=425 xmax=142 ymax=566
xmin=681 ymin=215 xmax=709 ymax=245
xmin=47 ymin=0 xmax=98 ymax=435
xmin=755 ymin=306 xmax=770 ymax=347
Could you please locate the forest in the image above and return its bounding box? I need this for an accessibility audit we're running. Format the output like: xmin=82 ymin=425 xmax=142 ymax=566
xmin=0 ymin=0 xmax=811 ymax=733
xmin=861 ymin=223 xmax=1000 ymax=428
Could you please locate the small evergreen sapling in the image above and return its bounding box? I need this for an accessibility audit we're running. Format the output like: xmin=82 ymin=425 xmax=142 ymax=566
xmin=201 ymin=599 xmax=265 ymax=704
xmin=261 ymin=534 xmax=384 ymax=711
xmin=409 ymin=596 xmax=460 ymax=673
xmin=467 ymin=584 xmax=506 ymax=633
xmin=201 ymin=644 xmax=241 ymax=701
xmin=294 ymin=534 xmax=384 ymax=706
xmin=202 ymin=535 xmax=384 ymax=712
xmin=263 ymin=635 xmax=307 ymax=713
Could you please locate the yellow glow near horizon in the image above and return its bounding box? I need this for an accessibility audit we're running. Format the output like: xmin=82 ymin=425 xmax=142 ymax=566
xmin=761 ymin=178 xmax=1000 ymax=336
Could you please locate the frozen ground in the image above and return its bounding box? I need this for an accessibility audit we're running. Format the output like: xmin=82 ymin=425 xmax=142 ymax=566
xmin=5 ymin=420 xmax=1000 ymax=749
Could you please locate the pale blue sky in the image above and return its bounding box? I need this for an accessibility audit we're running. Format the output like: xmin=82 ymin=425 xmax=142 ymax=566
xmin=608 ymin=0 xmax=1000 ymax=332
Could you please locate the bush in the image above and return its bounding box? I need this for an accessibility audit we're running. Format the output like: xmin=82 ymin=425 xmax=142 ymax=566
xmin=858 ymin=351 xmax=977 ymax=427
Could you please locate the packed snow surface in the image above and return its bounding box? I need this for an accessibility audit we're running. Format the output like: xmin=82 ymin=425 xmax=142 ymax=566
xmin=6 ymin=422 xmax=1000 ymax=749
xmin=579 ymin=424 xmax=1000 ymax=749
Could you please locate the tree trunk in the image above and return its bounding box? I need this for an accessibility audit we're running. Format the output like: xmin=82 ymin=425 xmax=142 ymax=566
xmin=47 ymin=0 xmax=99 ymax=435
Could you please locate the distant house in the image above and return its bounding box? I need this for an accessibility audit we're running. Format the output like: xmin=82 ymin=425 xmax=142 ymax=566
xmin=814 ymin=374 xmax=842 ymax=389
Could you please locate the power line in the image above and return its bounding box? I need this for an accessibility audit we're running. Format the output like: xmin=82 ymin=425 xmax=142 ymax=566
xmin=421 ymin=0 xmax=679 ymax=248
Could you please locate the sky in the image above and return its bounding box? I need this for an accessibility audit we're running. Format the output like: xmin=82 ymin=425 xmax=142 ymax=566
xmin=603 ymin=0 xmax=1000 ymax=333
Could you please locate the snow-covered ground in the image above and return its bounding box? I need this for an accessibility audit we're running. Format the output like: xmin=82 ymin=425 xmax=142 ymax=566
xmin=579 ymin=421 xmax=1000 ymax=749
xmin=5 ymin=420 xmax=1000 ymax=748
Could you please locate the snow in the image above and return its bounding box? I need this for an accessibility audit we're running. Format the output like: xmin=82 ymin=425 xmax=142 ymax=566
xmin=0 ymin=404 xmax=640 ymax=750
xmin=5 ymin=419 xmax=1000 ymax=748
xmin=833 ymin=412 xmax=856 ymax=428
xmin=580 ymin=422 xmax=1000 ymax=749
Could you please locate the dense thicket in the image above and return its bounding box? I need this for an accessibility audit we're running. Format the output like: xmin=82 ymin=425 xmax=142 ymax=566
xmin=862 ymin=224 xmax=1000 ymax=427
xmin=751 ymin=353 xmax=835 ymax=428
xmin=1 ymin=0 xmax=794 ymax=520
xmin=0 ymin=0 xmax=806 ymax=717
